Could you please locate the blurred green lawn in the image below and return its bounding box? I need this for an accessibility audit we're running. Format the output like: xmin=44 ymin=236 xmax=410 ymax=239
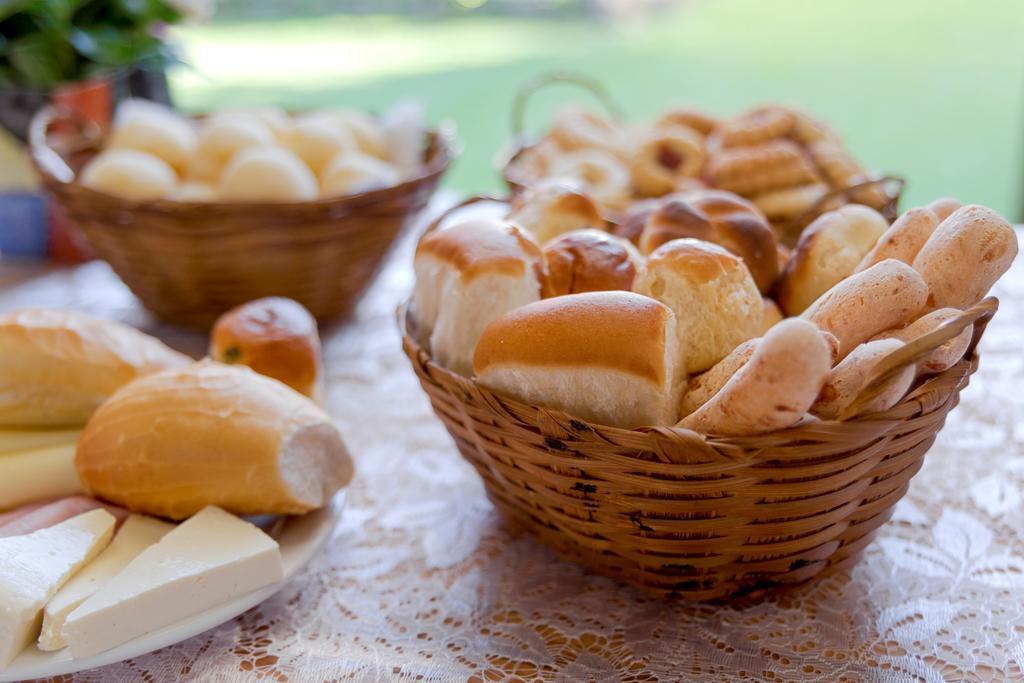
xmin=170 ymin=0 xmax=1024 ymax=218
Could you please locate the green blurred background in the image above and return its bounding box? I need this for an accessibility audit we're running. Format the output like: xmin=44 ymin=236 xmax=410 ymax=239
xmin=169 ymin=0 xmax=1024 ymax=218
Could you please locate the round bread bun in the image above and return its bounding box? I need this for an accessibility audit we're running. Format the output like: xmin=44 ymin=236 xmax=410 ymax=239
xmin=638 ymin=189 xmax=779 ymax=293
xmin=107 ymin=99 xmax=197 ymax=173
xmin=284 ymin=117 xmax=358 ymax=175
xmin=208 ymin=107 xmax=290 ymax=141
xmin=507 ymin=181 xmax=606 ymax=245
xmin=80 ymin=149 xmax=177 ymax=200
xmin=219 ymin=147 xmax=318 ymax=202
xmin=633 ymin=237 xmax=762 ymax=374
xmin=541 ymin=229 xmax=643 ymax=297
xmin=320 ymin=152 xmax=400 ymax=197
xmin=193 ymin=115 xmax=276 ymax=180
xmin=324 ymin=109 xmax=391 ymax=160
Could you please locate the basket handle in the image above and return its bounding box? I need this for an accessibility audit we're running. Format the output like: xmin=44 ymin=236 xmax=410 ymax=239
xmin=798 ymin=174 xmax=905 ymax=227
xmin=840 ymin=297 xmax=999 ymax=420
xmin=28 ymin=105 xmax=104 ymax=184
xmin=510 ymin=71 xmax=624 ymax=142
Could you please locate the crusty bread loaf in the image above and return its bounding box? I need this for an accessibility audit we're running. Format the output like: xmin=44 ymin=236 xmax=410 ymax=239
xmin=801 ymin=259 xmax=928 ymax=360
xmin=412 ymin=219 xmax=544 ymax=377
xmin=210 ymin=297 xmax=322 ymax=400
xmin=912 ymin=205 xmax=1018 ymax=310
xmin=811 ymin=339 xmax=915 ymax=419
xmin=0 ymin=310 xmax=192 ymax=427
xmin=872 ymin=308 xmax=972 ymax=375
xmin=506 ymin=181 xmax=606 ymax=245
xmin=638 ymin=190 xmax=779 ymax=293
xmin=76 ymin=361 xmax=353 ymax=519
xmin=925 ymin=197 xmax=962 ymax=223
xmin=542 ymin=229 xmax=643 ymax=297
xmin=678 ymin=319 xmax=830 ymax=435
xmin=775 ymin=204 xmax=889 ymax=315
xmin=760 ymin=298 xmax=784 ymax=334
xmin=855 ymin=207 xmax=938 ymax=272
xmin=634 ymin=238 xmax=762 ymax=374
xmin=473 ymin=292 xmax=683 ymax=428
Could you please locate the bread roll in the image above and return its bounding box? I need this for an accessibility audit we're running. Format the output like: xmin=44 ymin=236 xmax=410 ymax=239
xmin=284 ymin=117 xmax=358 ymax=175
xmin=541 ymin=229 xmax=642 ymax=297
xmin=912 ymin=205 xmax=1018 ymax=310
xmin=210 ymin=297 xmax=322 ymax=400
xmin=507 ymin=182 xmax=606 ymax=245
xmin=633 ymin=238 xmax=762 ymax=374
xmin=473 ymin=291 xmax=683 ymax=428
xmin=107 ymin=100 xmax=197 ymax=173
xmin=194 ymin=115 xmax=276 ymax=179
xmin=678 ymin=319 xmax=830 ymax=435
xmin=0 ymin=310 xmax=191 ymax=427
xmin=208 ymin=107 xmax=290 ymax=141
xmin=801 ymin=259 xmax=928 ymax=360
xmin=925 ymin=197 xmax=962 ymax=223
xmin=638 ymin=190 xmax=779 ymax=293
xmin=760 ymin=297 xmax=784 ymax=334
xmin=219 ymin=147 xmax=318 ymax=202
xmin=855 ymin=207 xmax=938 ymax=272
xmin=751 ymin=182 xmax=828 ymax=223
xmin=80 ymin=149 xmax=177 ymax=201
xmin=775 ymin=204 xmax=890 ymax=315
xmin=629 ymin=126 xmax=706 ymax=197
xmin=412 ymin=219 xmax=544 ymax=376
xmin=679 ymin=339 xmax=756 ymax=417
xmin=76 ymin=361 xmax=353 ymax=519
xmin=811 ymin=339 xmax=915 ymax=419
xmin=872 ymin=308 xmax=972 ymax=375
xmin=320 ymin=152 xmax=400 ymax=197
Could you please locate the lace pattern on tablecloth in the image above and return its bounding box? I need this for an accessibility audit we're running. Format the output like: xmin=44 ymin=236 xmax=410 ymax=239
xmin=4 ymin=228 xmax=1022 ymax=683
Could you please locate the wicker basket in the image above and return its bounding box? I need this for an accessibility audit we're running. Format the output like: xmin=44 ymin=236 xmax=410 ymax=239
xmin=29 ymin=106 xmax=453 ymax=328
xmin=400 ymin=202 xmax=999 ymax=601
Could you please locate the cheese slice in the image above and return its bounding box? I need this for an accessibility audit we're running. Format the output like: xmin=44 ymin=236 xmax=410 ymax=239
xmin=38 ymin=514 xmax=175 ymax=651
xmin=0 ymin=443 xmax=83 ymax=511
xmin=0 ymin=428 xmax=80 ymax=455
xmin=65 ymin=506 xmax=283 ymax=658
xmin=0 ymin=509 xmax=115 ymax=666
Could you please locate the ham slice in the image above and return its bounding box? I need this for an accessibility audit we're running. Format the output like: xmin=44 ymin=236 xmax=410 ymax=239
xmin=0 ymin=496 xmax=129 ymax=538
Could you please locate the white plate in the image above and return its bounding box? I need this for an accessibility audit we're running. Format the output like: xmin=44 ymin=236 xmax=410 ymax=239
xmin=0 ymin=492 xmax=345 ymax=682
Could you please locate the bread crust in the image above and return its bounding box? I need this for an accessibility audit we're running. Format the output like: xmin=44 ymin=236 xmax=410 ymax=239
xmin=542 ymin=230 xmax=642 ymax=297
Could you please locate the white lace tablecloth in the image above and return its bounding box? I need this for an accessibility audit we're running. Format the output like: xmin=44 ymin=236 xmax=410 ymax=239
xmin=3 ymin=225 xmax=1023 ymax=683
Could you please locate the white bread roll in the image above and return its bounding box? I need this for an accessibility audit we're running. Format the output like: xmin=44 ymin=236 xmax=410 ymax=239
xmin=284 ymin=117 xmax=358 ymax=175
xmin=872 ymin=308 xmax=972 ymax=375
xmin=320 ymin=152 xmax=400 ymax=197
xmin=811 ymin=338 xmax=915 ymax=419
xmin=678 ymin=318 xmax=830 ymax=436
xmin=208 ymin=107 xmax=290 ymax=140
xmin=107 ymin=99 xmax=197 ymax=173
xmin=855 ymin=207 xmax=939 ymax=272
xmin=507 ymin=182 xmax=606 ymax=245
xmin=76 ymin=361 xmax=353 ymax=520
xmin=80 ymin=149 xmax=177 ymax=200
xmin=219 ymin=147 xmax=318 ymax=202
xmin=541 ymin=229 xmax=642 ymax=297
xmin=801 ymin=259 xmax=928 ymax=360
xmin=193 ymin=115 xmax=276 ymax=180
xmin=775 ymin=204 xmax=889 ymax=315
xmin=912 ymin=205 xmax=1018 ymax=310
xmin=0 ymin=310 xmax=191 ymax=427
xmin=412 ymin=219 xmax=544 ymax=377
xmin=633 ymin=238 xmax=761 ymax=374
xmin=473 ymin=291 xmax=683 ymax=428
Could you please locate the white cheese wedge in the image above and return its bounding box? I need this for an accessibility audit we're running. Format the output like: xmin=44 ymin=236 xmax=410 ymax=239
xmin=38 ymin=514 xmax=175 ymax=651
xmin=0 ymin=443 xmax=83 ymax=511
xmin=0 ymin=508 xmax=115 ymax=666
xmin=65 ymin=506 xmax=283 ymax=658
xmin=0 ymin=428 xmax=80 ymax=455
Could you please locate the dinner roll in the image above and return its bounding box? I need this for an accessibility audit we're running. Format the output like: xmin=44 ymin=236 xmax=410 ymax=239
xmin=320 ymin=152 xmax=400 ymax=197
xmin=219 ymin=147 xmax=318 ymax=202
xmin=774 ymin=204 xmax=889 ymax=315
xmin=107 ymin=99 xmax=197 ymax=172
xmin=507 ymin=182 xmax=606 ymax=245
xmin=855 ymin=207 xmax=938 ymax=272
xmin=284 ymin=117 xmax=358 ymax=175
xmin=811 ymin=339 xmax=915 ymax=420
xmin=473 ymin=291 xmax=683 ymax=428
xmin=912 ymin=205 xmax=1018 ymax=310
xmin=412 ymin=219 xmax=544 ymax=376
xmin=79 ymin=149 xmax=177 ymax=200
xmin=209 ymin=106 xmax=290 ymax=140
xmin=638 ymin=190 xmax=779 ymax=293
xmin=332 ymin=109 xmax=391 ymax=160
xmin=634 ymin=238 xmax=762 ymax=374
xmin=872 ymin=307 xmax=972 ymax=375
xmin=210 ymin=297 xmax=322 ymax=400
xmin=801 ymin=259 xmax=928 ymax=360
xmin=193 ymin=115 xmax=276 ymax=180
xmin=542 ymin=229 xmax=642 ymax=297
xmin=760 ymin=298 xmax=784 ymax=334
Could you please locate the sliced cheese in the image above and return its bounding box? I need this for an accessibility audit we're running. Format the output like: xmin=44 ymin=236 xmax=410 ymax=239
xmin=0 ymin=443 xmax=83 ymax=511
xmin=0 ymin=428 xmax=80 ymax=455
xmin=38 ymin=514 xmax=175 ymax=651
xmin=0 ymin=509 xmax=115 ymax=666
xmin=65 ymin=506 xmax=283 ymax=658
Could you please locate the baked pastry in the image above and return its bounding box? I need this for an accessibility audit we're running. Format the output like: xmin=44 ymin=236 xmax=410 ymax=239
xmin=911 ymin=205 xmax=1018 ymax=310
xmin=412 ymin=219 xmax=544 ymax=376
xmin=473 ymin=291 xmax=683 ymax=428
xmin=0 ymin=310 xmax=191 ymax=427
xmin=284 ymin=116 xmax=358 ymax=175
xmin=872 ymin=308 xmax=972 ymax=375
xmin=76 ymin=361 xmax=353 ymax=520
xmin=612 ymin=197 xmax=662 ymax=246
xmin=633 ymin=238 xmax=762 ymax=373
xmin=679 ymin=338 xmax=757 ymax=417
xmin=811 ymin=338 xmax=915 ymax=419
xmin=320 ymin=152 xmax=400 ymax=197
xmin=709 ymin=106 xmax=796 ymax=149
xmin=506 ymin=181 xmax=606 ymax=245
xmin=210 ymin=297 xmax=322 ymax=400
xmin=656 ymin=108 xmax=717 ymax=137
xmin=925 ymin=197 xmax=962 ymax=223
xmin=774 ymin=204 xmax=889 ymax=315
xmin=80 ymin=150 xmax=177 ymax=201
xmin=541 ymin=229 xmax=642 ymax=297
xmin=218 ymin=147 xmax=318 ymax=202
xmin=750 ymin=182 xmax=828 ymax=224
xmin=547 ymin=149 xmax=632 ymax=211
xmin=704 ymin=139 xmax=821 ymax=197
xmin=760 ymin=298 xmax=784 ymax=333
xmin=629 ymin=126 xmax=706 ymax=197
xmin=638 ymin=190 xmax=779 ymax=293
xmin=107 ymin=99 xmax=197 ymax=173
xmin=549 ymin=106 xmax=625 ymax=155
xmin=855 ymin=206 xmax=938 ymax=272
xmin=193 ymin=115 xmax=276 ymax=181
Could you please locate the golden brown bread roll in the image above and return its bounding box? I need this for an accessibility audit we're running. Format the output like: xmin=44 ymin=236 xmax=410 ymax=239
xmin=638 ymin=190 xmax=779 ymax=293
xmin=760 ymin=298 xmax=784 ymax=334
xmin=871 ymin=308 xmax=972 ymax=375
xmin=855 ymin=207 xmax=938 ymax=272
xmin=678 ymin=319 xmax=831 ymax=435
xmin=633 ymin=238 xmax=762 ymax=374
xmin=801 ymin=259 xmax=929 ymax=360
xmin=473 ymin=291 xmax=683 ymax=428
xmin=541 ymin=229 xmax=643 ymax=297
xmin=612 ymin=197 xmax=662 ymax=246
xmin=925 ymin=197 xmax=962 ymax=223
xmin=629 ymin=126 xmax=706 ymax=197
xmin=412 ymin=219 xmax=544 ymax=376
xmin=506 ymin=181 xmax=606 ymax=245
xmin=210 ymin=297 xmax=322 ymax=400
xmin=774 ymin=204 xmax=890 ymax=315
xmin=76 ymin=361 xmax=353 ymax=520
xmin=811 ymin=339 xmax=915 ymax=419
xmin=705 ymin=139 xmax=821 ymax=197
xmin=911 ymin=205 xmax=1018 ymax=310
xmin=751 ymin=182 xmax=829 ymax=223
xmin=0 ymin=310 xmax=191 ymax=427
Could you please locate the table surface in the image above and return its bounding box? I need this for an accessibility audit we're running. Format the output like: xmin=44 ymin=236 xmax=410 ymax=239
xmin=3 ymin=221 xmax=1023 ymax=683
